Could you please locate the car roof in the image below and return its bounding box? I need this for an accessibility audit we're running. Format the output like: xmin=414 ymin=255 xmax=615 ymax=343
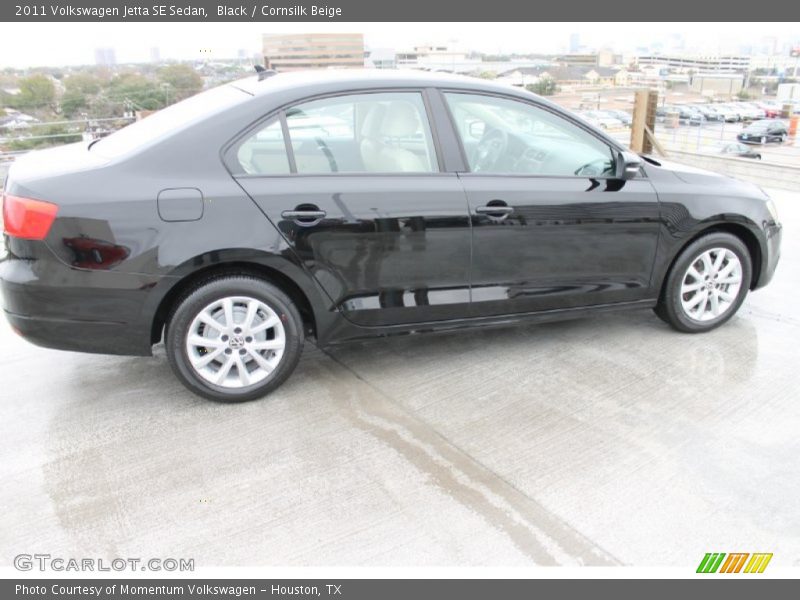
xmin=230 ymin=69 xmax=516 ymax=97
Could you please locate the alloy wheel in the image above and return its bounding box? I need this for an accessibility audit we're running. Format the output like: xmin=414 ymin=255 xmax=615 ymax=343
xmin=185 ymin=296 xmax=285 ymax=388
xmin=679 ymin=248 xmax=743 ymax=322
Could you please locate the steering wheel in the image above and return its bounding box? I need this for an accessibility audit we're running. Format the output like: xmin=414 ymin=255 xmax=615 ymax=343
xmin=315 ymin=137 xmax=338 ymax=173
xmin=574 ymin=158 xmax=611 ymax=177
xmin=472 ymin=128 xmax=508 ymax=172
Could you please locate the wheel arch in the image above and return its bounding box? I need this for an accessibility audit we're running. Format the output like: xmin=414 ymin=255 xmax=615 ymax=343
xmin=148 ymin=255 xmax=327 ymax=346
xmin=659 ymin=221 xmax=763 ymax=299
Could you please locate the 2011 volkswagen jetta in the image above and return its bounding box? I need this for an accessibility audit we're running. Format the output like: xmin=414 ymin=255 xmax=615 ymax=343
xmin=0 ymin=70 xmax=783 ymax=401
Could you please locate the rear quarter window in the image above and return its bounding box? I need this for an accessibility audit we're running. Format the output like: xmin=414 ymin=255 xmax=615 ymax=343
xmin=91 ymin=84 xmax=248 ymax=159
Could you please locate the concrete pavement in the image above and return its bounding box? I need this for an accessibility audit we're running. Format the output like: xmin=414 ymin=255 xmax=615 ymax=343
xmin=0 ymin=190 xmax=798 ymax=568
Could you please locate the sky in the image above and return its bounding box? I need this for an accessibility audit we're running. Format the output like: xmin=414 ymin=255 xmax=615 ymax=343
xmin=0 ymin=22 xmax=798 ymax=68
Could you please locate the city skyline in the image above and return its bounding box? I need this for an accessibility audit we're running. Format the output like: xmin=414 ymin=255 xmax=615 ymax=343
xmin=0 ymin=22 xmax=799 ymax=68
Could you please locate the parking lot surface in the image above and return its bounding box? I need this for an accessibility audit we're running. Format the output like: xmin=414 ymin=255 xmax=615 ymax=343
xmin=0 ymin=190 xmax=798 ymax=568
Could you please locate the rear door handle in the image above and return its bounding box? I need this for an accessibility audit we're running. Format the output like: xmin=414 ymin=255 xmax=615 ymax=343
xmin=281 ymin=207 xmax=327 ymax=226
xmin=475 ymin=202 xmax=514 ymax=218
xmin=281 ymin=209 xmax=327 ymax=220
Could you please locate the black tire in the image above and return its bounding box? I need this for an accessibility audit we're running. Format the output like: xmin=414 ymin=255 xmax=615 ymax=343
xmin=165 ymin=275 xmax=304 ymax=402
xmin=654 ymin=232 xmax=752 ymax=333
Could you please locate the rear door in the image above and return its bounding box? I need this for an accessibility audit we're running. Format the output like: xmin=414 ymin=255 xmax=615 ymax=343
xmin=229 ymin=90 xmax=472 ymax=327
xmin=441 ymin=91 xmax=661 ymax=317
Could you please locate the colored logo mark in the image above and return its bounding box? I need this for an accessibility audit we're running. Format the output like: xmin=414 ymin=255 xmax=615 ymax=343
xmin=696 ymin=552 xmax=773 ymax=573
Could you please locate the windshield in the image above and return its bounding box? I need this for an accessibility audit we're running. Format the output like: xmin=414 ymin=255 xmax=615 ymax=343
xmin=91 ymin=84 xmax=248 ymax=159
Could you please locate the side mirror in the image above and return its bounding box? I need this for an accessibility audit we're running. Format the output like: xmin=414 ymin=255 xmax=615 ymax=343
xmin=616 ymin=151 xmax=642 ymax=180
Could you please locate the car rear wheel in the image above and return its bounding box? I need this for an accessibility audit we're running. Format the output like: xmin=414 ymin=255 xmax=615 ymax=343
xmin=165 ymin=275 xmax=304 ymax=402
xmin=654 ymin=232 xmax=751 ymax=333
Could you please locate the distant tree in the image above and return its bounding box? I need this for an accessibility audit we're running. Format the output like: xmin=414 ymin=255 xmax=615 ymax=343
xmin=737 ymin=89 xmax=752 ymax=100
xmin=7 ymin=124 xmax=81 ymax=151
xmin=526 ymin=77 xmax=558 ymax=96
xmin=107 ymin=73 xmax=165 ymax=111
xmin=61 ymin=73 xmax=103 ymax=118
xmin=476 ymin=71 xmax=497 ymax=80
xmin=12 ymin=74 xmax=56 ymax=111
xmin=157 ymin=64 xmax=203 ymax=101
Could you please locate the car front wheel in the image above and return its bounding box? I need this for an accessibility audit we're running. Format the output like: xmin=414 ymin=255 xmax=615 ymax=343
xmin=655 ymin=232 xmax=752 ymax=333
xmin=165 ymin=275 xmax=304 ymax=402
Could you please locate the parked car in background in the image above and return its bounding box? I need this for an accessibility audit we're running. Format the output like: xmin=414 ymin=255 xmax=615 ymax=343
xmin=756 ymin=101 xmax=782 ymax=118
xmin=737 ymin=119 xmax=789 ymax=144
xmin=694 ymin=105 xmax=725 ymax=122
xmin=718 ymin=142 xmax=761 ymax=159
xmin=712 ymin=104 xmax=742 ymax=122
xmin=604 ymin=109 xmax=632 ymax=126
xmin=0 ymin=70 xmax=783 ymax=401
xmin=684 ymin=106 xmax=707 ymax=126
xmin=579 ymin=110 xmax=624 ymax=129
xmin=732 ymin=102 xmax=765 ymax=121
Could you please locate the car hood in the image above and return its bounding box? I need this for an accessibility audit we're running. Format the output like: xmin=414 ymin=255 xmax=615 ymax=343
xmin=646 ymin=157 xmax=768 ymax=198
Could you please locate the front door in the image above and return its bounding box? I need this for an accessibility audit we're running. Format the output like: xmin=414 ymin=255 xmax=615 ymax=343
xmin=443 ymin=91 xmax=661 ymax=316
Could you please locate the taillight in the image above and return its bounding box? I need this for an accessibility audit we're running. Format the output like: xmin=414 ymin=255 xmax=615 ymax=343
xmin=2 ymin=193 xmax=59 ymax=240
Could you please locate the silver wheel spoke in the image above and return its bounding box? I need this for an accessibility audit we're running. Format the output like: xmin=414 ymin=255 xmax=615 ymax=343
xmin=215 ymin=355 xmax=235 ymax=384
xmin=192 ymin=346 xmax=226 ymax=369
xmin=717 ymin=260 xmax=737 ymax=279
xmin=717 ymin=275 xmax=741 ymax=285
xmin=222 ymin=298 xmax=235 ymax=328
xmin=709 ymin=291 xmax=720 ymax=316
xmin=696 ymin=294 xmax=709 ymax=316
xmin=243 ymin=300 xmax=259 ymax=330
xmin=247 ymin=350 xmax=275 ymax=373
xmin=250 ymin=315 xmax=279 ymax=334
xmin=682 ymin=282 xmax=704 ymax=293
xmin=685 ymin=291 xmax=706 ymax=310
xmin=188 ymin=334 xmax=223 ymax=348
xmin=714 ymin=252 xmax=725 ymax=273
xmin=234 ymin=354 xmax=251 ymax=386
xmin=250 ymin=339 xmax=284 ymax=351
xmin=701 ymin=253 xmax=713 ymax=273
xmin=718 ymin=289 xmax=736 ymax=302
xmin=198 ymin=313 xmax=224 ymax=331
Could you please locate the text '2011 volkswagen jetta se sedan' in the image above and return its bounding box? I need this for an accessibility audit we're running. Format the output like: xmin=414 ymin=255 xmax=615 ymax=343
xmin=1 ymin=70 xmax=782 ymax=401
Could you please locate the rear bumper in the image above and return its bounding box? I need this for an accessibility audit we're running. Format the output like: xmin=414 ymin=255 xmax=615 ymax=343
xmin=3 ymin=309 xmax=147 ymax=356
xmin=0 ymin=244 xmax=157 ymax=356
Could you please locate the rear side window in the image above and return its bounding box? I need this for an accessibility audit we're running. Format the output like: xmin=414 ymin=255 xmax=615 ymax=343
xmin=230 ymin=91 xmax=439 ymax=175
xmin=236 ymin=118 xmax=291 ymax=175
xmin=92 ymin=84 xmax=247 ymax=159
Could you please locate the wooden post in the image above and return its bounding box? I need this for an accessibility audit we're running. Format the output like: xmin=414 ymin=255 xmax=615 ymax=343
xmin=630 ymin=89 xmax=658 ymax=154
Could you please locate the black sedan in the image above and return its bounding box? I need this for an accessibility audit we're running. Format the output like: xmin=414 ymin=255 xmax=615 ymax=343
xmin=737 ymin=120 xmax=788 ymax=144
xmin=1 ymin=71 xmax=783 ymax=401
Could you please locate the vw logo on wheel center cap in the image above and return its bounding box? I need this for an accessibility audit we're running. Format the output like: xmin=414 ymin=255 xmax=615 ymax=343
xmin=228 ymin=335 xmax=245 ymax=349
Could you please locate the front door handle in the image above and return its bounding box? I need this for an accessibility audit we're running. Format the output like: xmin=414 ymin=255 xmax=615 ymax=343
xmin=475 ymin=201 xmax=513 ymax=219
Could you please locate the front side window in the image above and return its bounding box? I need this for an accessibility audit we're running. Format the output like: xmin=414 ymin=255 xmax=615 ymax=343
xmin=284 ymin=92 xmax=438 ymax=174
xmin=444 ymin=92 xmax=615 ymax=177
